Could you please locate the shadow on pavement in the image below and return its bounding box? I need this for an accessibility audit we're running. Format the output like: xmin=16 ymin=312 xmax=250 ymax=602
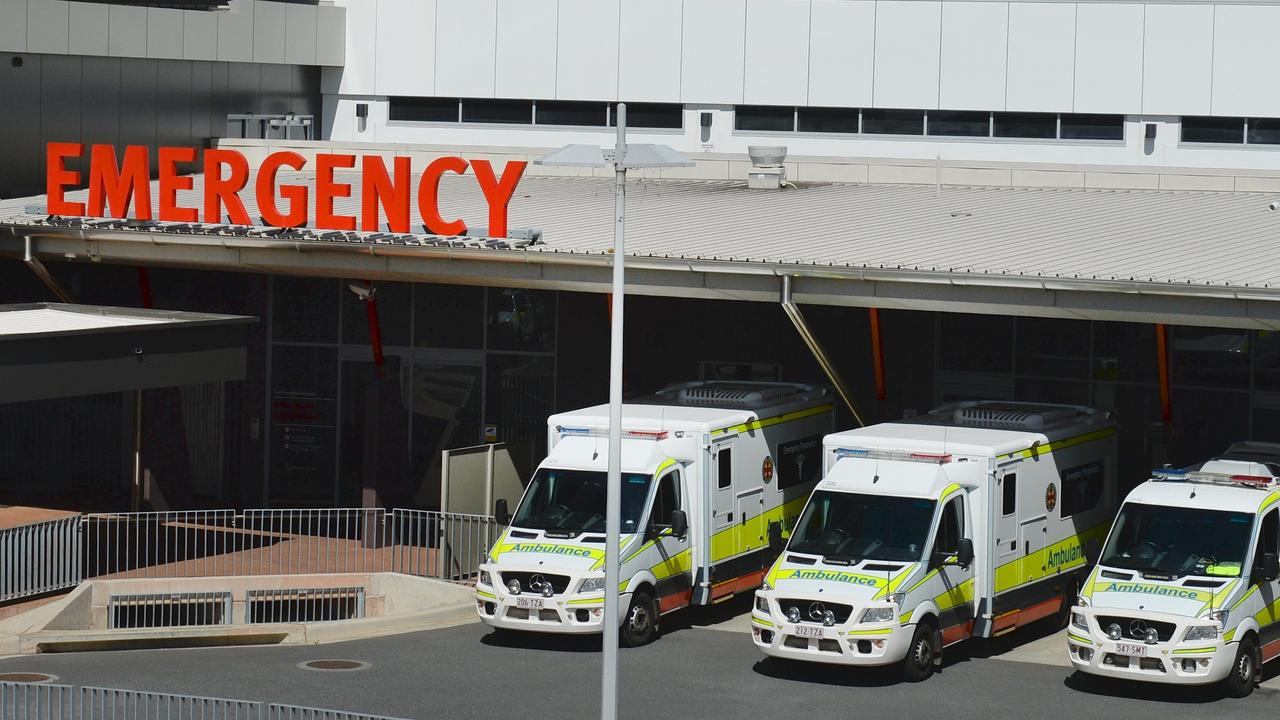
xmin=1062 ymin=670 xmax=1236 ymax=703
xmin=479 ymin=629 xmax=602 ymax=653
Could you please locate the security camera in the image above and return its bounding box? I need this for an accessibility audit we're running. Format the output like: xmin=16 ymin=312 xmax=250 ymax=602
xmin=1269 ymin=200 xmax=1280 ymax=212
xmin=347 ymin=283 xmax=375 ymax=301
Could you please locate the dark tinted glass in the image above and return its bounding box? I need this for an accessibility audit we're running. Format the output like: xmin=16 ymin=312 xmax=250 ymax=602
xmin=994 ymin=112 xmax=1056 ymax=139
xmin=612 ymin=103 xmax=683 ymax=129
xmin=1181 ymin=116 xmax=1244 ymax=143
xmin=797 ymin=107 xmax=860 ymax=133
xmin=718 ymin=448 xmax=732 ymax=489
xmin=536 ymin=100 xmax=607 ymax=126
xmin=735 ymin=105 xmax=794 ymax=132
xmin=927 ymin=110 xmax=989 ymax=137
xmin=1002 ymin=474 xmax=1016 ymax=515
xmin=1060 ymin=114 xmax=1124 ymax=141
xmin=1247 ymin=118 xmax=1280 ymax=145
xmin=861 ymin=109 xmax=924 ymax=135
xmin=461 ymin=99 xmax=533 ymax=124
xmin=388 ymin=97 xmax=457 ymax=122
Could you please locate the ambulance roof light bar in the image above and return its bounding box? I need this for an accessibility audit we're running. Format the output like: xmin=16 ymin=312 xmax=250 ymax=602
xmin=833 ymin=448 xmax=953 ymax=464
xmin=1152 ymin=467 xmax=1278 ymax=489
xmin=557 ymin=426 xmax=669 ymax=441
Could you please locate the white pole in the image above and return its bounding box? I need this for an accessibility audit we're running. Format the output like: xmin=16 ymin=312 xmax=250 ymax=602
xmin=601 ymin=103 xmax=627 ymax=720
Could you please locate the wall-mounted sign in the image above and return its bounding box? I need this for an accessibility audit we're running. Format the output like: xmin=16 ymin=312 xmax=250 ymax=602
xmin=45 ymin=143 xmax=528 ymax=237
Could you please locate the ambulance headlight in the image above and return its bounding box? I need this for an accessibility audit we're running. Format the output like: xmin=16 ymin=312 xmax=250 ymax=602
xmin=1071 ymin=612 xmax=1088 ymax=631
xmin=786 ymin=606 xmax=803 ymax=624
xmin=479 ymin=571 xmax=494 ymax=588
xmin=755 ymin=594 xmax=769 ymax=613
xmin=1184 ymin=625 xmax=1219 ymax=642
xmin=860 ymin=607 xmax=896 ymax=623
xmin=578 ymin=576 xmax=606 ymax=594
xmin=1106 ymin=623 xmax=1123 ymax=640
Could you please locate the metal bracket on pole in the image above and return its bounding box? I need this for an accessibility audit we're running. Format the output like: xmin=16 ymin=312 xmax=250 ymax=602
xmin=780 ymin=275 xmax=866 ymax=426
xmin=23 ymin=236 xmax=74 ymax=303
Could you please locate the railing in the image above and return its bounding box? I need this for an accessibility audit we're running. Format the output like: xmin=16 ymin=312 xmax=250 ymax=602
xmin=0 ymin=682 xmax=411 ymax=720
xmin=0 ymin=517 xmax=82 ymax=603
xmin=2 ymin=509 xmax=499 ymax=606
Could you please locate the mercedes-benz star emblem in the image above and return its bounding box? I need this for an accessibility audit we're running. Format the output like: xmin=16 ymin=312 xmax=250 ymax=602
xmin=1128 ymin=619 xmax=1148 ymax=638
xmin=530 ymin=574 xmax=547 ymax=591
xmin=808 ymin=602 xmax=827 ymax=621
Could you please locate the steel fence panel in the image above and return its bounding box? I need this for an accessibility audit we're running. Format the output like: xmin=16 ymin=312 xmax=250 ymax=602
xmin=0 ymin=517 xmax=82 ymax=603
xmin=0 ymin=682 xmax=73 ymax=720
xmin=389 ymin=510 xmax=498 ymax=582
xmin=1 ymin=683 xmax=409 ymax=720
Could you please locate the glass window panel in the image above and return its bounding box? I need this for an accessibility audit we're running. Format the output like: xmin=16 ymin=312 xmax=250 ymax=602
xmin=612 ymin=103 xmax=683 ymax=129
xmin=940 ymin=313 xmax=1013 ymax=373
xmin=1016 ymin=317 xmax=1090 ymax=378
xmin=269 ymin=345 xmax=338 ymax=505
xmin=461 ymin=98 xmax=533 ymax=124
xmin=1255 ymin=331 xmax=1280 ymax=392
xmin=486 ymin=287 xmax=556 ymax=353
xmin=1171 ymin=327 xmax=1250 ymax=390
xmin=415 ymin=284 xmax=484 ymax=349
xmin=536 ymin=100 xmax=607 ymax=127
xmin=797 ymin=107 xmax=860 ymax=133
xmin=735 ymin=105 xmax=794 ymax=132
xmin=1181 ymin=116 xmax=1244 ymax=144
xmin=342 ymin=280 xmax=411 ymax=347
xmin=485 ymin=354 xmax=556 ymax=458
xmin=1060 ymin=114 xmax=1124 ymax=141
xmin=927 ymin=110 xmax=989 ymax=137
xmin=1247 ymin=118 xmax=1280 ymax=145
xmin=861 ymin=109 xmax=924 ymax=135
xmin=410 ymin=362 xmax=484 ymax=506
xmin=388 ymin=97 xmax=457 ymax=122
xmin=338 ymin=357 xmax=407 ymax=507
xmin=272 ymin=276 xmax=338 ymax=343
xmin=1171 ymin=389 xmax=1249 ymax=466
xmin=1092 ymin=322 xmax=1157 ymax=384
xmin=993 ymin=112 xmax=1057 ymax=139
xmin=1015 ymin=378 xmax=1091 ymax=406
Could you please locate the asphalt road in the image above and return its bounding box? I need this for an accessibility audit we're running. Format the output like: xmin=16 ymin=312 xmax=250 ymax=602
xmin=1 ymin=609 xmax=1277 ymax=720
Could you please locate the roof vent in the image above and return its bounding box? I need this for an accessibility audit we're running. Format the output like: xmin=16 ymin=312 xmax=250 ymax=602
xmin=951 ymin=402 xmax=1082 ymax=430
xmin=674 ymin=381 xmax=798 ymax=408
xmin=747 ymin=146 xmax=787 ymax=190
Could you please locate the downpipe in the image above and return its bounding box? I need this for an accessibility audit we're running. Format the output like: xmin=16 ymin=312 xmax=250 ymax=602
xmin=22 ymin=236 xmax=74 ymax=303
xmin=780 ymin=275 xmax=865 ymax=426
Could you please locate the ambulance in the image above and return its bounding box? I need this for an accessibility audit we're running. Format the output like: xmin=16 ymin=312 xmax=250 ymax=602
xmin=475 ymin=381 xmax=833 ymax=645
xmin=752 ymin=401 xmax=1117 ymax=681
xmin=1068 ymin=442 xmax=1280 ymax=697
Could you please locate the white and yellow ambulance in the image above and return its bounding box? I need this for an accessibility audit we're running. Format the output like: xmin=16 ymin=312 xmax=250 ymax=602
xmin=752 ymin=401 xmax=1117 ymax=681
xmin=1068 ymin=442 xmax=1280 ymax=697
xmin=475 ymin=381 xmax=833 ymax=645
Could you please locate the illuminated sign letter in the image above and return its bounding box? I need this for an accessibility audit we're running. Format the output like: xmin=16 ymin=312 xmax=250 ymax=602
xmin=88 ymin=145 xmax=152 ymax=220
xmin=202 ymin=149 xmax=251 ymax=225
xmin=472 ymin=160 xmax=527 ymax=239
xmin=314 ymin=154 xmax=357 ymax=231
xmin=361 ymin=155 xmax=411 ymax=233
xmin=157 ymin=147 xmax=199 ymax=223
xmin=417 ymin=156 xmax=469 ymax=236
xmin=256 ymin=151 xmax=309 ymax=227
xmin=46 ymin=143 xmax=85 ymax=216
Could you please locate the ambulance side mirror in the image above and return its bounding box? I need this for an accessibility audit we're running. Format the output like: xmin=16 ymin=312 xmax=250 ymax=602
xmin=670 ymin=510 xmax=688 ymax=539
xmin=1259 ymin=552 xmax=1279 ymax=583
xmin=956 ymin=538 xmax=975 ymax=569
xmin=768 ymin=521 xmax=785 ymax=553
xmin=495 ymin=498 xmax=511 ymax=526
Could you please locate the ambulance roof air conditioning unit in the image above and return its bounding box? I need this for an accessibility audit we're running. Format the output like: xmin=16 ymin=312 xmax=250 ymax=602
xmin=747 ymin=146 xmax=787 ymax=190
xmin=947 ymin=401 xmax=1091 ymax=430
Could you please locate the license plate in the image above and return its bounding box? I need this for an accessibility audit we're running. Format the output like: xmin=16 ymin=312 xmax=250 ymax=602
xmin=1115 ymin=643 xmax=1147 ymax=657
xmin=793 ymin=625 xmax=826 ymax=639
xmin=516 ymin=597 xmax=544 ymax=609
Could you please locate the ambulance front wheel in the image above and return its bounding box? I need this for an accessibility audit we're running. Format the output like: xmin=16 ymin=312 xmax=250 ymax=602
xmin=620 ymin=590 xmax=658 ymax=647
xmin=901 ymin=623 xmax=937 ymax=683
xmin=1222 ymin=636 xmax=1259 ymax=699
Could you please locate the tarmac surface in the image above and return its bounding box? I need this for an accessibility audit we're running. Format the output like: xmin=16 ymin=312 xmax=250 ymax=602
xmin=1 ymin=598 xmax=1278 ymax=720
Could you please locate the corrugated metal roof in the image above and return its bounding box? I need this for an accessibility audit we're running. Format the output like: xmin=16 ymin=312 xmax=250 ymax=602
xmin=3 ymin=170 xmax=1279 ymax=290
xmin=0 ymin=307 xmax=173 ymax=335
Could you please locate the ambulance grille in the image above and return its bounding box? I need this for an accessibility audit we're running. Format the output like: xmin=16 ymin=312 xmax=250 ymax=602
xmin=777 ymin=599 xmax=853 ymax=624
xmin=1095 ymin=616 xmax=1175 ymax=642
xmin=499 ymin=571 xmax=571 ymax=595
xmin=951 ymin=403 xmax=1085 ymax=430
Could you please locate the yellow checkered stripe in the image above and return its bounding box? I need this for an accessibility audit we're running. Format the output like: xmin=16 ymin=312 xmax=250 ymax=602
xmin=712 ymin=404 xmax=833 ymax=436
xmin=994 ymin=522 xmax=1109 ymax=594
xmin=996 ymin=427 xmax=1116 ymax=461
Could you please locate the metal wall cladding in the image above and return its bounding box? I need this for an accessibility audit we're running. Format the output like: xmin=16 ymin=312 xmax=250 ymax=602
xmin=0 ymin=52 xmax=321 ymax=198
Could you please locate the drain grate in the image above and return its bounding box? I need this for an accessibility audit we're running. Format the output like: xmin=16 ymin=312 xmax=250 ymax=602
xmin=108 ymin=592 xmax=232 ymax=629
xmin=0 ymin=672 xmax=58 ymax=683
xmin=299 ymin=660 xmax=369 ymax=672
xmin=246 ymin=586 xmax=365 ymax=624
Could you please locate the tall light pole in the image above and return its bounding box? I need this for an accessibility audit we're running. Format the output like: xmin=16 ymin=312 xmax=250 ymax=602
xmin=536 ymin=105 xmax=692 ymax=720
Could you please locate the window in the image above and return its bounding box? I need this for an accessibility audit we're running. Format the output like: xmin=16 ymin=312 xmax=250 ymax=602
xmin=1060 ymin=461 xmax=1103 ymax=517
xmin=994 ymin=112 xmax=1056 ymax=139
xmin=1255 ymin=511 xmax=1279 ymax=579
xmin=1002 ymin=474 xmax=1017 ymax=516
xmin=934 ymin=498 xmax=964 ymax=556
xmin=1060 ymin=114 xmax=1124 ymax=141
xmin=612 ymin=103 xmax=683 ymax=129
xmin=717 ymin=447 xmax=733 ymax=489
xmin=1248 ymin=118 xmax=1280 ymax=145
xmin=536 ymin=100 xmax=607 ymax=127
xmin=861 ymin=109 xmax=924 ymax=135
xmin=1182 ymin=116 xmax=1244 ymax=144
xmin=650 ymin=472 xmax=681 ymax=529
xmin=797 ymin=107 xmax=860 ymax=134
xmin=777 ymin=436 xmax=822 ymax=490
xmin=461 ymin=99 xmax=533 ymax=124
xmin=928 ymin=111 xmax=990 ymax=137
xmin=388 ymin=97 xmax=458 ymax=122
xmin=735 ymin=105 xmax=794 ymax=132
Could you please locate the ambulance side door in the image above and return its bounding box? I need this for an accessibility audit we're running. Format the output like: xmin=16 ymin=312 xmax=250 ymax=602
xmin=649 ymin=468 xmax=693 ymax=612
xmin=711 ymin=440 xmax=736 ymax=566
xmin=932 ymin=493 xmax=975 ymax=643
xmin=1250 ymin=508 xmax=1280 ymax=656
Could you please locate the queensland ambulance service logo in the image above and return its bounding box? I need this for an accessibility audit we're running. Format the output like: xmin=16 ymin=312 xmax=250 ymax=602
xmin=1045 ymin=482 xmax=1057 ymax=512
xmin=762 ymin=456 xmax=775 ymax=484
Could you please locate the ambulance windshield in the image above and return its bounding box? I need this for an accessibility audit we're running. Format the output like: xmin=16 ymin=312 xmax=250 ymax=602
xmin=1100 ymin=502 xmax=1254 ymax=578
xmin=788 ymin=491 xmax=936 ymax=562
xmin=511 ymin=468 xmax=652 ymax=535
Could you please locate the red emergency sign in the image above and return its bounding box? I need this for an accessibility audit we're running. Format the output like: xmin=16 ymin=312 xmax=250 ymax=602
xmin=44 ymin=143 xmax=527 ymax=238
